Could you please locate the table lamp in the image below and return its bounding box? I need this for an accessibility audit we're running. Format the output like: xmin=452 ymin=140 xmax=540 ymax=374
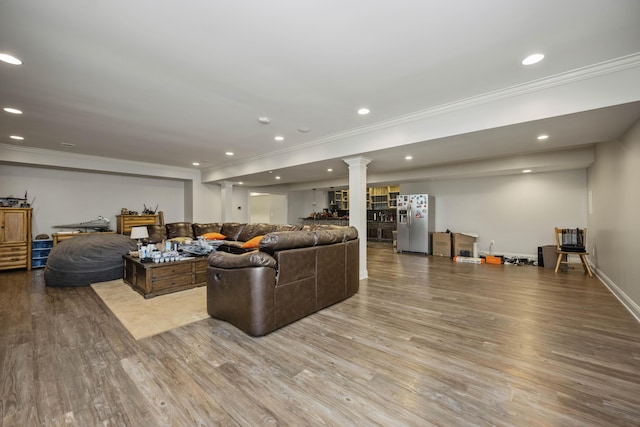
xmin=130 ymin=226 xmax=149 ymax=250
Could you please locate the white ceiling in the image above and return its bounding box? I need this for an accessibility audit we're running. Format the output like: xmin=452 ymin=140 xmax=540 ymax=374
xmin=2 ymin=1 xmax=640 ymax=190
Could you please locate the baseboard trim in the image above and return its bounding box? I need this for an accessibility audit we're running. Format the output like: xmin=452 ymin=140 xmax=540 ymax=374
xmin=594 ymin=265 xmax=640 ymax=324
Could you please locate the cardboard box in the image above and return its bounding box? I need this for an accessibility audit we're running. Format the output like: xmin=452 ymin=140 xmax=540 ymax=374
xmin=454 ymin=256 xmax=485 ymax=264
xmin=452 ymin=233 xmax=476 ymax=257
xmin=485 ymin=255 xmax=503 ymax=265
xmin=432 ymin=232 xmax=452 ymax=257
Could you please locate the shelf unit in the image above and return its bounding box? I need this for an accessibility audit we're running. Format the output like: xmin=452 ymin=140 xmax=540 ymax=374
xmin=368 ymin=185 xmax=400 ymax=210
xmin=32 ymin=239 xmax=53 ymax=268
xmin=328 ymin=185 xmax=400 ymax=211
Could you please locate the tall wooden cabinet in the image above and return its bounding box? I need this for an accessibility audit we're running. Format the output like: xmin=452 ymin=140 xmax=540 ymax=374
xmin=0 ymin=207 xmax=32 ymax=271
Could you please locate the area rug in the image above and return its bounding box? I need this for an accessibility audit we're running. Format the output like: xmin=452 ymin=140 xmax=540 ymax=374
xmin=91 ymin=280 xmax=209 ymax=340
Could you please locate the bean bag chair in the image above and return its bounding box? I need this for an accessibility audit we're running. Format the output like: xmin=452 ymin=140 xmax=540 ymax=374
xmin=44 ymin=234 xmax=136 ymax=287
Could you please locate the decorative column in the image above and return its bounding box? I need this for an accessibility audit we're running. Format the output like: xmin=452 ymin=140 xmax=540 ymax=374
xmin=343 ymin=156 xmax=372 ymax=280
xmin=220 ymin=181 xmax=234 ymax=222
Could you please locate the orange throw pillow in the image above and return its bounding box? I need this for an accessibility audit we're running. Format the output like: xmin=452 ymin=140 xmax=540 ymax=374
xmin=241 ymin=235 xmax=264 ymax=249
xmin=202 ymin=232 xmax=226 ymax=241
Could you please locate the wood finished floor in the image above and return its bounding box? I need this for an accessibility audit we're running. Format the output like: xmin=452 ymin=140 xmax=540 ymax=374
xmin=2 ymin=247 xmax=640 ymax=426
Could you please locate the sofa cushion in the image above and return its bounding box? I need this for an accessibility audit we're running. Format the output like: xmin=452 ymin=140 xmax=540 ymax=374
xmin=193 ymin=223 xmax=222 ymax=236
xmin=241 ymin=235 xmax=264 ymax=249
xmin=208 ymin=250 xmax=277 ymax=269
xmin=146 ymin=224 xmax=167 ymax=243
xmin=202 ymin=232 xmax=226 ymax=240
xmin=275 ymin=224 xmax=302 ymax=232
xmin=259 ymin=231 xmax=316 ymax=254
xmin=220 ymin=223 xmax=246 ymax=241
xmin=166 ymin=222 xmax=195 ymax=239
xmin=313 ymin=228 xmax=346 ymax=246
xmin=238 ymin=223 xmax=277 ymax=241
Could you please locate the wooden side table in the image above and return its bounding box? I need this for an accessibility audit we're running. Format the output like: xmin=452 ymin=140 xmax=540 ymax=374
xmin=52 ymin=231 xmax=115 ymax=246
xmin=122 ymin=254 xmax=208 ymax=298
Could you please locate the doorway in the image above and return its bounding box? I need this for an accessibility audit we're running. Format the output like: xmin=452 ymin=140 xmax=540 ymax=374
xmin=249 ymin=193 xmax=287 ymax=224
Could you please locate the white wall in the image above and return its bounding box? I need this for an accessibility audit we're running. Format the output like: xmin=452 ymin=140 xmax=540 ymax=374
xmin=401 ymin=170 xmax=588 ymax=257
xmin=0 ymin=164 xmax=186 ymax=237
xmin=249 ymin=194 xmax=287 ymax=224
xmin=588 ymin=118 xmax=640 ymax=318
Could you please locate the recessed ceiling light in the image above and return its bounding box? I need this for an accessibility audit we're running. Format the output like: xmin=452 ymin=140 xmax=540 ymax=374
xmin=10 ymin=135 xmax=24 ymax=140
xmin=537 ymin=134 xmax=549 ymax=141
xmin=3 ymin=107 xmax=22 ymax=114
xmin=275 ymin=176 xmax=281 ymax=180
xmin=522 ymin=53 xmax=544 ymax=65
xmin=298 ymin=127 xmax=311 ymax=133
xmin=358 ymin=108 xmax=370 ymax=115
xmin=257 ymin=116 xmax=270 ymax=124
xmin=61 ymin=142 xmax=75 ymax=148
xmin=405 ymin=155 xmax=413 ymax=160
xmin=274 ymin=136 xmax=284 ymax=141
xmin=0 ymin=53 xmax=22 ymax=65
xmin=192 ymin=162 xmax=200 ymax=166
xmin=225 ymin=151 xmax=234 ymax=156
xmin=327 ymin=168 xmax=333 ymax=172
xmin=522 ymin=169 xmax=532 ymax=173
xmin=238 ymin=182 xmax=244 ymax=185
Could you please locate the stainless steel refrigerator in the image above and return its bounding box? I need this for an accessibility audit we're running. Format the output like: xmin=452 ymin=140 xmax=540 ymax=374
xmin=396 ymin=194 xmax=435 ymax=254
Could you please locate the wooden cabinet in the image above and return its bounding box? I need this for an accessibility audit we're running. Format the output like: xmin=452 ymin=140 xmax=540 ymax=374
xmin=329 ymin=190 xmax=349 ymax=211
xmin=368 ymin=185 xmax=400 ymax=210
xmin=0 ymin=207 xmax=32 ymax=271
xmin=116 ymin=213 xmax=163 ymax=235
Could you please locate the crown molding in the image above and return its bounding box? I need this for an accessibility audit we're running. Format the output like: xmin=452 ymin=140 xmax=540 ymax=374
xmin=204 ymin=53 xmax=640 ymax=179
xmin=0 ymin=143 xmax=200 ymax=181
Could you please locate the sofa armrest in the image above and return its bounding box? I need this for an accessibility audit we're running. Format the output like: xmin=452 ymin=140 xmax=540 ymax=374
xmin=208 ymin=250 xmax=277 ymax=269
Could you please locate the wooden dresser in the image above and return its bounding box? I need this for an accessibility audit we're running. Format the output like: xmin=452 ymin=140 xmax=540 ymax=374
xmin=0 ymin=207 xmax=32 ymax=271
xmin=116 ymin=212 xmax=164 ymax=235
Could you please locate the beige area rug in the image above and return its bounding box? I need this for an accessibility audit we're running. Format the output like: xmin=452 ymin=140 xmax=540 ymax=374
xmin=91 ymin=280 xmax=209 ymax=340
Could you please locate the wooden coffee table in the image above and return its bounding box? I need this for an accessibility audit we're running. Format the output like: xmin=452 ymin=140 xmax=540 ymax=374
xmin=123 ymin=254 xmax=209 ymax=298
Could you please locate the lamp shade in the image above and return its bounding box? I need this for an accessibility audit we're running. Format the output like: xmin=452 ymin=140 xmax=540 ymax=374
xmin=130 ymin=226 xmax=149 ymax=240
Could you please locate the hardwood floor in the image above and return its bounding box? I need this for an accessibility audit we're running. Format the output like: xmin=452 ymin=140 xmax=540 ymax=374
xmin=2 ymin=247 xmax=640 ymax=426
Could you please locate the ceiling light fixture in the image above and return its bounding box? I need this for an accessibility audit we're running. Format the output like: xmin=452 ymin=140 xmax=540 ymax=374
xmin=225 ymin=151 xmax=234 ymax=156
xmin=0 ymin=53 xmax=22 ymax=65
xmin=275 ymin=176 xmax=281 ymax=180
xmin=10 ymin=135 xmax=24 ymax=140
xmin=3 ymin=107 xmax=22 ymax=114
xmin=192 ymin=162 xmax=200 ymax=166
xmin=298 ymin=127 xmax=311 ymax=133
xmin=327 ymin=168 xmax=333 ymax=172
xmin=238 ymin=182 xmax=244 ymax=185
xmin=61 ymin=142 xmax=75 ymax=148
xmin=357 ymin=108 xmax=370 ymax=115
xmin=537 ymin=134 xmax=549 ymax=140
xmin=405 ymin=155 xmax=413 ymax=160
xmin=522 ymin=53 xmax=544 ymax=65
xmin=274 ymin=136 xmax=284 ymax=141
xmin=257 ymin=116 xmax=270 ymax=124
xmin=522 ymin=169 xmax=532 ymax=173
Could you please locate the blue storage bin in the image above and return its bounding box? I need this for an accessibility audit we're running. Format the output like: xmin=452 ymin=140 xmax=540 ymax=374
xmin=32 ymin=258 xmax=48 ymax=268
xmin=32 ymin=239 xmax=53 ymax=249
xmin=33 ymin=248 xmax=51 ymax=257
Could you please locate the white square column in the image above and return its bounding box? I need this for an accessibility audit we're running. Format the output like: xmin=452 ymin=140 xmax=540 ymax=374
xmin=343 ymin=156 xmax=372 ymax=280
xmin=220 ymin=181 xmax=234 ymax=222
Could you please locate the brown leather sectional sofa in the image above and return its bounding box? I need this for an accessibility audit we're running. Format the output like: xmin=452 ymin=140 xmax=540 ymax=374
xmin=206 ymin=225 xmax=360 ymax=336
xmin=146 ymin=221 xmax=303 ymax=253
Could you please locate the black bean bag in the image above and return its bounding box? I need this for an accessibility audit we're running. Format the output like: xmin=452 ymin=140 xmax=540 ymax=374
xmin=44 ymin=234 xmax=137 ymax=287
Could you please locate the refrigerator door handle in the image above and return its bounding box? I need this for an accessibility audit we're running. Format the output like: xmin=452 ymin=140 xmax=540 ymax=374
xmin=407 ymin=203 xmax=412 ymax=228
